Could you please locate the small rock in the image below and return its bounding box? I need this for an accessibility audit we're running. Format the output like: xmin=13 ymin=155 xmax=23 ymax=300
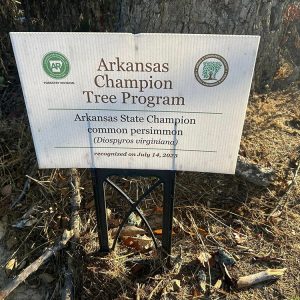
xmin=216 ymin=249 xmax=236 ymax=266
xmin=236 ymin=155 xmax=275 ymax=187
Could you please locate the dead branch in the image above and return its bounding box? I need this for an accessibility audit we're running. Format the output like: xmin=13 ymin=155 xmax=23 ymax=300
xmin=236 ymin=155 xmax=275 ymax=187
xmin=236 ymin=268 xmax=286 ymax=289
xmin=62 ymin=169 xmax=82 ymax=300
xmin=69 ymin=168 xmax=82 ymax=238
xmin=0 ymin=230 xmax=74 ymax=300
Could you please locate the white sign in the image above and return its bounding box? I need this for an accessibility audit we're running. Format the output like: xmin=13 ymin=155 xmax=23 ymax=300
xmin=10 ymin=32 xmax=259 ymax=173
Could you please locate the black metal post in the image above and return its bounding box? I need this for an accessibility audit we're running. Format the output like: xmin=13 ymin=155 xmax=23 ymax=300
xmin=91 ymin=168 xmax=176 ymax=262
xmin=162 ymin=171 xmax=176 ymax=266
xmin=91 ymin=169 xmax=109 ymax=253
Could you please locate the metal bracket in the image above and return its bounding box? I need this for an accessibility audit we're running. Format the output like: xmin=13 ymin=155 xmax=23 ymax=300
xmin=91 ymin=168 xmax=176 ymax=263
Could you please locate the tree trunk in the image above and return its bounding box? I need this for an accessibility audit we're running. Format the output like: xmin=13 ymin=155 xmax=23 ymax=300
xmin=2 ymin=0 xmax=297 ymax=92
xmin=113 ymin=0 xmax=292 ymax=92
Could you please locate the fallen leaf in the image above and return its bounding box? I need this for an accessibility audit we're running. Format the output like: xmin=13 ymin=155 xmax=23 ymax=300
xmin=153 ymin=207 xmax=163 ymax=213
xmin=214 ymin=279 xmax=222 ymax=289
xmin=192 ymin=287 xmax=202 ymax=297
xmin=153 ymin=228 xmax=175 ymax=235
xmin=39 ymin=273 xmax=55 ymax=283
xmin=5 ymin=258 xmax=17 ymax=275
xmin=198 ymin=227 xmax=209 ymax=237
xmin=127 ymin=212 xmax=142 ymax=227
xmin=233 ymin=232 xmax=247 ymax=245
xmin=121 ymin=235 xmax=153 ymax=251
xmin=110 ymin=226 xmax=146 ymax=238
xmin=237 ymin=268 xmax=286 ymax=289
xmin=1 ymin=184 xmax=12 ymax=197
xmin=200 ymin=280 xmax=206 ymax=293
xmin=197 ymin=251 xmax=212 ymax=267
xmin=185 ymin=227 xmax=208 ymax=237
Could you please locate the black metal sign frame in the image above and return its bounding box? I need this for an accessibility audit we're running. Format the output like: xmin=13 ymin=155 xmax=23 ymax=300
xmin=91 ymin=168 xmax=176 ymax=263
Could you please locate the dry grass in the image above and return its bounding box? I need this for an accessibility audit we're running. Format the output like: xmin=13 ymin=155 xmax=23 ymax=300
xmin=0 ymin=82 xmax=300 ymax=299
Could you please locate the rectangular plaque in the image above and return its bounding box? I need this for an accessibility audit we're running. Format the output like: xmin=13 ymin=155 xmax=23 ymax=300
xmin=10 ymin=32 xmax=259 ymax=173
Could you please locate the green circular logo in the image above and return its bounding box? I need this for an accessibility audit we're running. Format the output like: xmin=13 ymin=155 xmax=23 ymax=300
xmin=194 ymin=54 xmax=228 ymax=87
xmin=42 ymin=52 xmax=70 ymax=79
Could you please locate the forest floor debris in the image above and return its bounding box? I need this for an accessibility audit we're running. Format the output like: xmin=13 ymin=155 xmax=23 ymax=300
xmin=0 ymin=81 xmax=300 ymax=299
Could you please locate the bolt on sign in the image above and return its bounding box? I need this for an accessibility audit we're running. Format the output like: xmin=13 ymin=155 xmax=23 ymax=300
xmin=10 ymin=33 xmax=259 ymax=173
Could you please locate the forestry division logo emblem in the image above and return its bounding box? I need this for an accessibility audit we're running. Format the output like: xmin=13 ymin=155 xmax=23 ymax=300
xmin=194 ymin=54 xmax=228 ymax=87
xmin=42 ymin=52 xmax=70 ymax=79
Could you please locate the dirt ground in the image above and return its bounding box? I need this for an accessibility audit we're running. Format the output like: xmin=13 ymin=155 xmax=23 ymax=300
xmin=0 ymin=78 xmax=300 ymax=299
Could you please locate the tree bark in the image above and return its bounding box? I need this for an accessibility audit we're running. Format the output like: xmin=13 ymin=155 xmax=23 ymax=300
xmin=1 ymin=0 xmax=297 ymax=92
xmin=114 ymin=0 xmax=292 ymax=92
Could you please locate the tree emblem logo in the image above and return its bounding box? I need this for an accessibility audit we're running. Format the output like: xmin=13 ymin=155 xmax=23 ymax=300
xmin=42 ymin=52 xmax=70 ymax=79
xmin=194 ymin=54 xmax=229 ymax=87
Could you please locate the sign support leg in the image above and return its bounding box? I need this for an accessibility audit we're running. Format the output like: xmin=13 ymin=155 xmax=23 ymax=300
xmin=91 ymin=169 xmax=109 ymax=253
xmin=162 ymin=171 xmax=176 ymax=266
xmin=91 ymin=168 xmax=176 ymax=264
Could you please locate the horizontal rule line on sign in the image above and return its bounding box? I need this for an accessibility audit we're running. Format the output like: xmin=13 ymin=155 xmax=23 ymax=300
xmin=48 ymin=108 xmax=222 ymax=115
xmin=53 ymin=146 xmax=217 ymax=152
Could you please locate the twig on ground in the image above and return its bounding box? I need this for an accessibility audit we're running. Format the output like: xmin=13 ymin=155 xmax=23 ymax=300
xmin=10 ymin=164 xmax=37 ymax=209
xmin=148 ymin=279 xmax=164 ymax=300
xmin=268 ymin=158 xmax=300 ymax=217
xmin=236 ymin=268 xmax=286 ymax=289
xmin=0 ymin=230 xmax=74 ymax=300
